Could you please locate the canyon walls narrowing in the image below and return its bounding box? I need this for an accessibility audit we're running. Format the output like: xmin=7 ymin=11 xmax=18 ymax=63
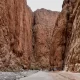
xmin=0 ymin=0 xmax=80 ymax=72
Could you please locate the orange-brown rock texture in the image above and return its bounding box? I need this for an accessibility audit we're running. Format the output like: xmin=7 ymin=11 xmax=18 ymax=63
xmin=0 ymin=0 xmax=80 ymax=72
xmin=0 ymin=0 xmax=33 ymax=71
xmin=31 ymin=9 xmax=59 ymax=69
xmin=51 ymin=0 xmax=80 ymax=72
xmin=50 ymin=6 xmax=67 ymax=70
xmin=64 ymin=0 xmax=80 ymax=72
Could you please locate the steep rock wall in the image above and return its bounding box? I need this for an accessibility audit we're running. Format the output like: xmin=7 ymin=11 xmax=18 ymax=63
xmin=1 ymin=0 xmax=80 ymax=72
xmin=0 ymin=0 xmax=33 ymax=71
xmin=50 ymin=4 xmax=68 ymax=70
xmin=64 ymin=0 xmax=80 ymax=72
xmin=50 ymin=0 xmax=80 ymax=72
xmin=31 ymin=9 xmax=59 ymax=69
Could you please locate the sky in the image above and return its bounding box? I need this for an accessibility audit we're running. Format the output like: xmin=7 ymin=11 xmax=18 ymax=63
xmin=27 ymin=0 xmax=64 ymax=11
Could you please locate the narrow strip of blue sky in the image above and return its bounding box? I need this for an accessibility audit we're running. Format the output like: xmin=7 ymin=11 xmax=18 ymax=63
xmin=27 ymin=0 xmax=64 ymax=11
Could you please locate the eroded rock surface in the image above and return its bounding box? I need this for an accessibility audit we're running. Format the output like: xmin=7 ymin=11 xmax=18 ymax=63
xmin=50 ymin=0 xmax=80 ymax=72
xmin=31 ymin=9 xmax=59 ymax=69
xmin=0 ymin=0 xmax=33 ymax=71
xmin=64 ymin=0 xmax=80 ymax=72
xmin=50 ymin=5 xmax=68 ymax=70
xmin=0 ymin=0 xmax=80 ymax=73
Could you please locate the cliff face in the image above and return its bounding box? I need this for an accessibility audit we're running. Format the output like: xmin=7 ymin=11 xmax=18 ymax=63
xmin=32 ymin=0 xmax=80 ymax=72
xmin=0 ymin=0 xmax=80 ymax=72
xmin=50 ymin=6 xmax=68 ymax=70
xmin=31 ymin=9 xmax=59 ymax=69
xmin=64 ymin=0 xmax=80 ymax=72
xmin=0 ymin=0 xmax=33 ymax=71
xmin=51 ymin=0 xmax=80 ymax=72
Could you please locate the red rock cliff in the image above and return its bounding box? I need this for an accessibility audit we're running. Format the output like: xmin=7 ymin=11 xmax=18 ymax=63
xmin=64 ymin=0 xmax=80 ymax=72
xmin=0 ymin=0 xmax=33 ymax=71
xmin=0 ymin=0 xmax=80 ymax=72
xmin=51 ymin=0 xmax=80 ymax=72
xmin=31 ymin=9 xmax=59 ymax=69
xmin=50 ymin=3 xmax=68 ymax=70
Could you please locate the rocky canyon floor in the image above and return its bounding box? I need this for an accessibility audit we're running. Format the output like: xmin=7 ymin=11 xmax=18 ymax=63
xmin=0 ymin=70 xmax=80 ymax=80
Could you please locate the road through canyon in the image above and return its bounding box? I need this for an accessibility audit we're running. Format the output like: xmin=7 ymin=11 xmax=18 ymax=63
xmin=20 ymin=71 xmax=80 ymax=80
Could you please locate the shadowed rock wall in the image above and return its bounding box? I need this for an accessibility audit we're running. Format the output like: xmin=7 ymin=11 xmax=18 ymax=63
xmin=31 ymin=9 xmax=59 ymax=69
xmin=50 ymin=0 xmax=80 ymax=72
xmin=64 ymin=0 xmax=80 ymax=72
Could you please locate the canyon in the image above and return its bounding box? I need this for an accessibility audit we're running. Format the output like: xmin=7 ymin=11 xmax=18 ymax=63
xmin=0 ymin=0 xmax=80 ymax=73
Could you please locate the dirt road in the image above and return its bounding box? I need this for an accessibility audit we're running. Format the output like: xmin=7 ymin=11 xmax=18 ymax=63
xmin=20 ymin=71 xmax=80 ymax=80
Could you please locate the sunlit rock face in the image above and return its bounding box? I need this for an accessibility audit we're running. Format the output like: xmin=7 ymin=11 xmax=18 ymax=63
xmin=31 ymin=9 xmax=59 ymax=69
xmin=64 ymin=0 xmax=80 ymax=72
xmin=0 ymin=0 xmax=33 ymax=71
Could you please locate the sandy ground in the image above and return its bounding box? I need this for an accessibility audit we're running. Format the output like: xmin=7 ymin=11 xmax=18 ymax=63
xmin=51 ymin=71 xmax=80 ymax=80
xmin=0 ymin=70 xmax=39 ymax=80
xmin=20 ymin=71 xmax=53 ymax=80
xmin=0 ymin=70 xmax=80 ymax=80
xmin=20 ymin=71 xmax=80 ymax=80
